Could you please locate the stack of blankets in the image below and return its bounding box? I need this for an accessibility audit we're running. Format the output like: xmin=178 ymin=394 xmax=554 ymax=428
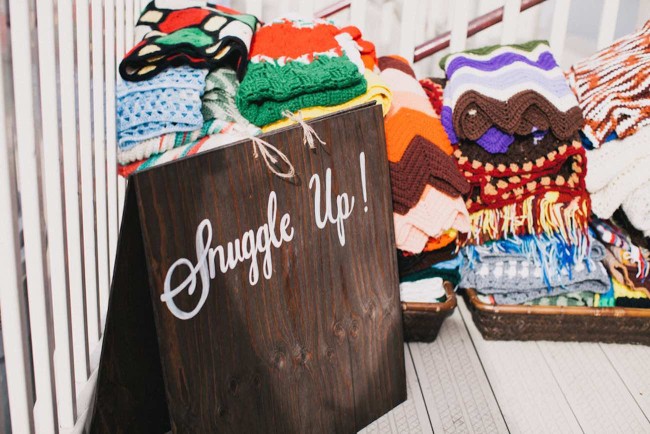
xmin=440 ymin=41 xmax=611 ymax=305
xmin=377 ymin=56 xmax=471 ymax=303
xmin=117 ymin=5 xmax=389 ymax=176
xmin=117 ymin=1 xmax=261 ymax=176
xmin=567 ymin=20 xmax=650 ymax=240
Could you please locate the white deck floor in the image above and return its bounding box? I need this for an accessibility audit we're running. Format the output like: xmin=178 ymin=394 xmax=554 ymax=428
xmin=361 ymin=298 xmax=650 ymax=434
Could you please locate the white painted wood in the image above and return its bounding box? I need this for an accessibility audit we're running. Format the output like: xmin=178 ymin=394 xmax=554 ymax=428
xmin=246 ymin=0 xmax=263 ymax=19
xmin=359 ymin=345 xmax=433 ymax=434
xmin=350 ymin=0 xmax=368 ymax=34
xmin=597 ymin=0 xmax=621 ymax=49
xmin=92 ymin=0 xmax=110 ymax=331
xmin=35 ymin=0 xmax=78 ymax=428
xmin=76 ymin=0 xmax=101 ymax=350
xmin=500 ymin=0 xmax=520 ymax=44
xmin=600 ymin=344 xmax=650 ymax=418
xmin=380 ymin=2 xmax=394 ymax=46
xmin=57 ymin=0 xmax=90 ymax=390
xmin=399 ymin=0 xmax=418 ymax=62
xmin=8 ymin=0 xmax=57 ymax=431
xmin=0 ymin=4 xmax=34 ymax=430
xmin=410 ymin=309 xmax=508 ymax=433
xmin=449 ymin=0 xmax=470 ymax=52
xmin=299 ymin=0 xmax=315 ymax=17
xmin=539 ymin=341 xmax=650 ymax=432
xmin=637 ymin=0 xmax=650 ymax=29
xmin=457 ymin=299 xmax=582 ymax=433
xmin=126 ymin=0 xmax=135 ymax=48
xmin=106 ymin=0 xmax=119 ymax=278
xmin=549 ymin=0 xmax=572 ymax=61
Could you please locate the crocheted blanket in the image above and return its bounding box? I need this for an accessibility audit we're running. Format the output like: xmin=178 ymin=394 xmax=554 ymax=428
xmin=567 ymin=20 xmax=650 ymax=148
xmin=117 ymin=65 xmax=207 ymax=151
xmin=440 ymin=41 xmax=582 ymax=151
xmin=120 ymin=2 xmax=258 ymax=81
xmin=236 ymin=17 xmax=368 ymax=127
xmin=460 ymin=235 xmax=610 ymax=304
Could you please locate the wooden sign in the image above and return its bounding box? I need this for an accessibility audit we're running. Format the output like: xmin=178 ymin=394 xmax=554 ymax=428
xmin=89 ymin=104 xmax=406 ymax=433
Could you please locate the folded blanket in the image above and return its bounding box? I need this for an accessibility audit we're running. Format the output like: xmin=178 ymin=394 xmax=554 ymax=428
xmin=117 ymin=66 xmax=207 ymax=151
xmin=397 ymin=244 xmax=457 ymax=277
xmin=587 ymin=127 xmax=650 ymax=219
xmin=394 ymin=186 xmax=470 ymax=254
xmin=121 ymin=2 xmax=258 ymax=81
xmin=524 ymin=291 xmax=594 ymax=307
xmin=440 ymin=41 xmax=582 ymax=147
xmin=400 ymin=277 xmax=446 ymax=303
xmin=419 ymin=77 xmax=444 ymax=116
xmin=261 ymin=69 xmax=391 ymax=132
xmin=566 ymin=20 xmax=650 ymax=148
xmin=236 ymin=17 xmax=368 ymax=127
xmin=390 ymin=136 xmax=469 ymax=214
xmin=460 ymin=235 xmax=610 ymax=304
xmin=118 ymin=68 xmax=261 ymax=175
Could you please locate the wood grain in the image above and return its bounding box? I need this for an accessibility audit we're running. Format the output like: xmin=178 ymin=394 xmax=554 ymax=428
xmin=129 ymin=104 xmax=404 ymax=433
xmin=89 ymin=185 xmax=170 ymax=434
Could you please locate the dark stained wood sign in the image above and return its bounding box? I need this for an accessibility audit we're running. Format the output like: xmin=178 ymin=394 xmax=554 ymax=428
xmin=89 ymin=104 xmax=406 ymax=433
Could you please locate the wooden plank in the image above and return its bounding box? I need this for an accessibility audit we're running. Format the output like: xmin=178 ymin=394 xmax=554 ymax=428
xmin=411 ymin=308 xmax=508 ymax=433
xmin=359 ymin=345 xmax=433 ymax=434
xmin=89 ymin=185 xmax=170 ymax=434
xmin=133 ymin=104 xmax=405 ymax=433
xmin=600 ymin=343 xmax=650 ymax=420
xmin=539 ymin=341 xmax=650 ymax=432
xmin=457 ymin=298 xmax=582 ymax=433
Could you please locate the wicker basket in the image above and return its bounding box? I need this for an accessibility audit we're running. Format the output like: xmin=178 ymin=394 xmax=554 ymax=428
xmin=463 ymin=288 xmax=650 ymax=345
xmin=401 ymin=281 xmax=456 ymax=342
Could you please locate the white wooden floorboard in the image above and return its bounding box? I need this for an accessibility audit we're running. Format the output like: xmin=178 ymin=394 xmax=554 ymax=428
xmin=539 ymin=341 xmax=650 ymax=433
xmin=599 ymin=343 xmax=650 ymax=420
xmin=457 ymin=297 xmax=583 ymax=434
xmin=359 ymin=344 xmax=433 ymax=434
xmin=410 ymin=309 xmax=508 ymax=434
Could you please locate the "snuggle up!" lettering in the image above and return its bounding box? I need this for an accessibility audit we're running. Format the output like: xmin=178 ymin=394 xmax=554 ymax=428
xmin=161 ymin=152 xmax=369 ymax=320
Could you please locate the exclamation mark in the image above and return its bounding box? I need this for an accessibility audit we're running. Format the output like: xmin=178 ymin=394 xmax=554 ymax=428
xmin=360 ymin=152 xmax=368 ymax=212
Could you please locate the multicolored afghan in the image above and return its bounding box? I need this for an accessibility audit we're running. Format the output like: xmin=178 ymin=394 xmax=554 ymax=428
xmin=120 ymin=2 xmax=259 ymax=81
xmin=236 ymin=17 xmax=368 ymax=127
xmin=440 ymin=41 xmax=583 ymax=151
xmin=566 ymin=20 xmax=650 ymax=148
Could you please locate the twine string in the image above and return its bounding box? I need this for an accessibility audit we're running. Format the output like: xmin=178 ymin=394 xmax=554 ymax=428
xmin=282 ymin=110 xmax=326 ymax=149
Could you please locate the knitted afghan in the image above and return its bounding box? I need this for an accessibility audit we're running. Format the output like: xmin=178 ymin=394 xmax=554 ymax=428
xmin=566 ymin=20 xmax=650 ymax=148
xmin=236 ymin=17 xmax=368 ymax=127
xmin=120 ymin=2 xmax=258 ymax=81
xmin=440 ymin=41 xmax=582 ymax=148
xmin=379 ymin=55 xmax=469 ymax=254
xmin=118 ymin=68 xmax=259 ymax=167
xmin=261 ymin=69 xmax=391 ymax=133
xmin=393 ymin=186 xmax=470 ymax=253
xmin=586 ymin=127 xmax=650 ymax=227
xmin=117 ymin=65 xmax=207 ymax=151
xmin=419 ymin=77 xmax=444 ymax=116
xmin=400 ymin=277 xmax=446 ymax=303
xmin=390 ymin=136 xmax=470 ymax=214
xmin=460 ymin=235 xmax=610 ymax=304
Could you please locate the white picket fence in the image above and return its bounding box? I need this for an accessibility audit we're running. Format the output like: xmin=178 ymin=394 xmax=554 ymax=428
xmin=0 ymin=0 xmax=645 ymax=432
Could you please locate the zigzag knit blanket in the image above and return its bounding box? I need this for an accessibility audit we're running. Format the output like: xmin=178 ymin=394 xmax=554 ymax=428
xmin=390 ymin=136 xmax=469 ymax=214
xmin=567 ymin=20 xmax=650 ymax=148
xmin=379 ymin=55 xmax=469 ymax=253
xmin=236 ymin=17 xmax=368 ymax=127
xmin=120 ymin=2 xmax=258 ymax=81
xmin=440 ymin=41 xmax=582 ymax=151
